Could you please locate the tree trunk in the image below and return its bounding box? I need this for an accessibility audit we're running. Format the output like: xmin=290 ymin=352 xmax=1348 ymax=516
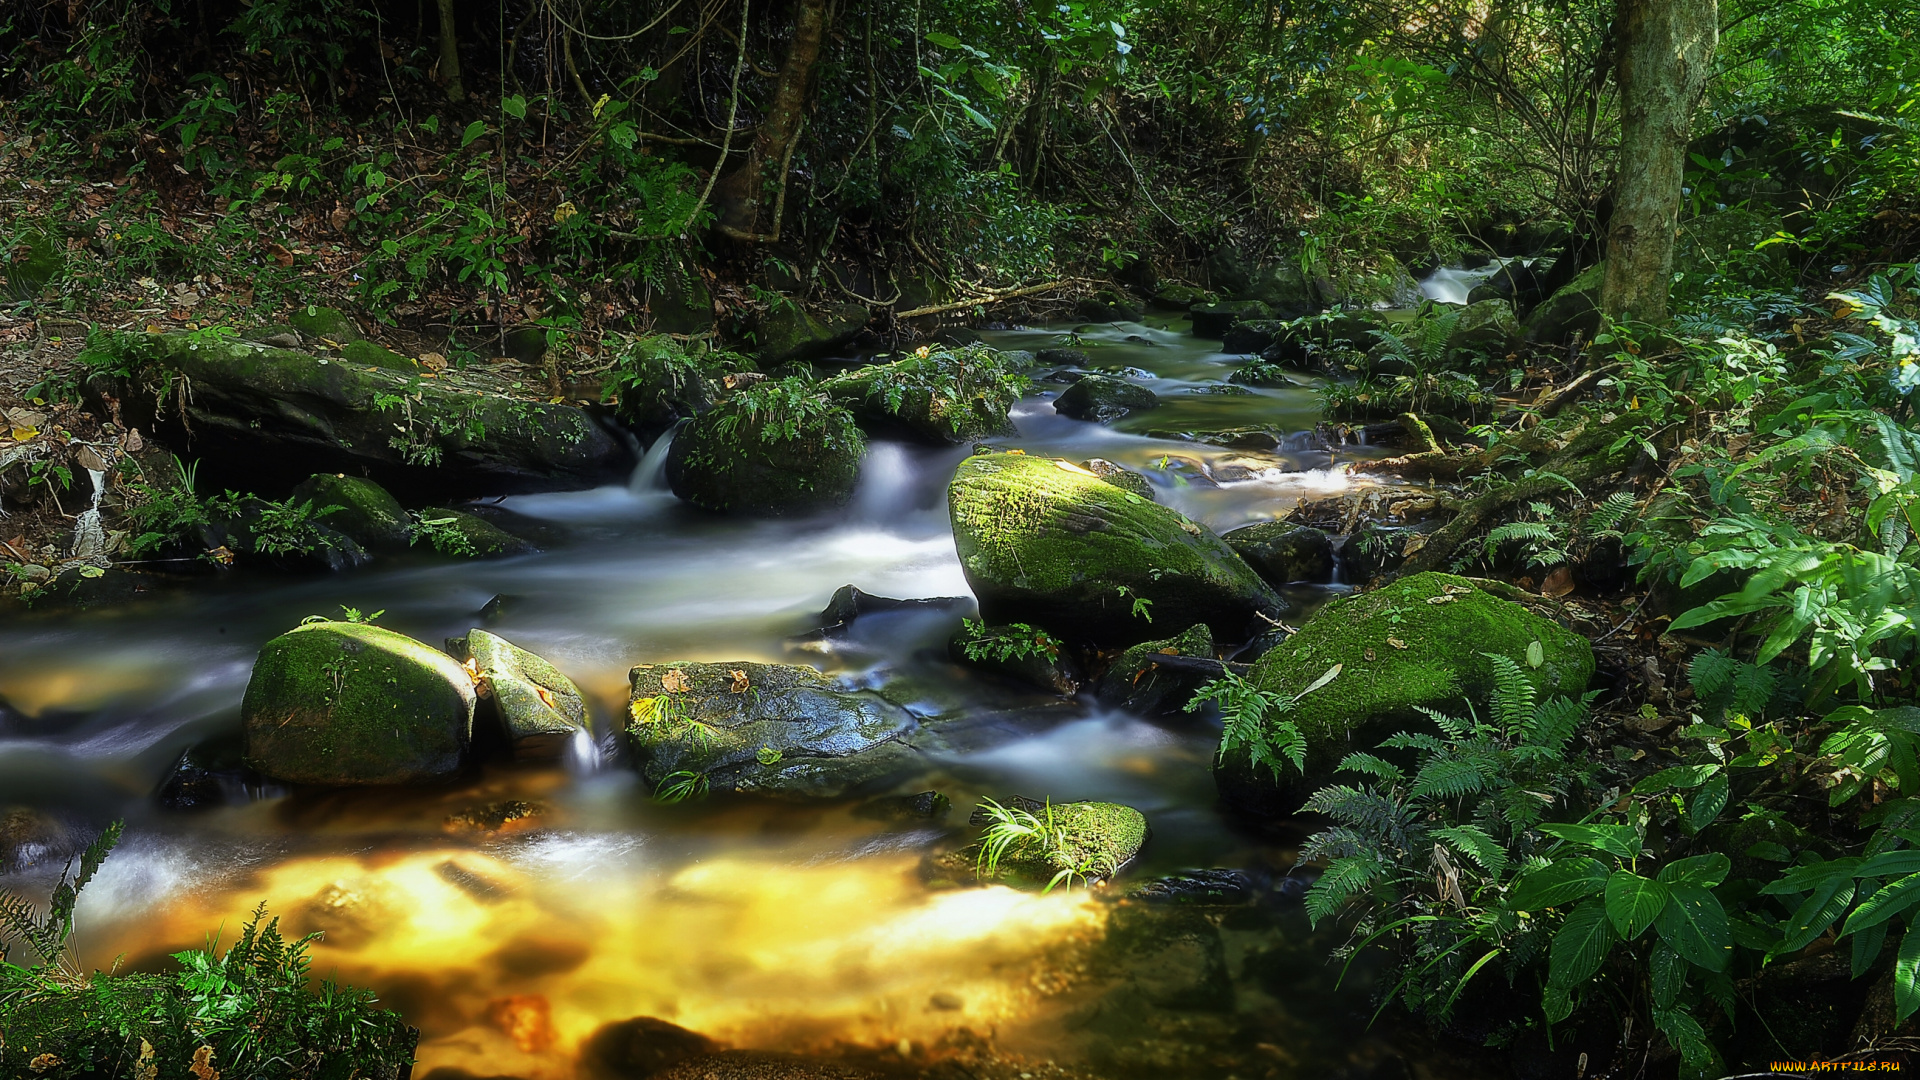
xmin=715 ymin=0 xmax=832 ymax=239
xmin=1600 ymin=0 xmax=1717 ymax=323
xmin=435 ymin=0 xmax=464 ymax=103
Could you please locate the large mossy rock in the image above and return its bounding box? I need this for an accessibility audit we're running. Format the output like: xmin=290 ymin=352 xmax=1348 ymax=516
xmin=626 ymin=661 xmax=921 ymax=799
xmin=86 ymin=332 xmax=630 ymax=496
xmin=447 ymin=629 xmax=586 ymax=758
xmin=821 ymin=345 xmax=1022 ymax=443
xmin=286 ymin=305 xmax=364 ymax=343
xmin=1095 ymin=623 xmax=1216 ymax=716
xmin=242 ymin=622 xmax=477 ymax=786
xmin=416 ymin=507 xmax=537 ymax=557
xmin=1525 ymin=262 xmax=1605 ymax=344
xmin=1447 ymin=298 xmax=1522 ymax=356
xmin=1221 ymin=521 xmax=1335 ymax=586
xmin=1190 ymin=300 xmax=1273 ymax=338
xmin=1221 ymin=572 xmax=1594 ymax=813
xmin=291 ymin=474 xmax=410 ymax=551
xmin=664 ymin=385 xmax=865 ymax=515
xmin=1054 ymin=374 xmax=1159 ymax=422
xmin=948 ymin=452 xmax=1288 ymax=645
xmin=1245 ymin=263 xmax=1318 ymax=318
xmin=753 ymin=301 xmax=869 ymax=367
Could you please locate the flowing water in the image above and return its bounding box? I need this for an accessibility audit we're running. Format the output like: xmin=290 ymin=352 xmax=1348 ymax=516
xmin=0 ymin=318 xmax=1422 ymax=1078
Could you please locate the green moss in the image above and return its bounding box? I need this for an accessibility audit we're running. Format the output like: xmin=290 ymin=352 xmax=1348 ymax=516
xmin=665 ymin=388 xmax=865 ymax=515
xmin=340 ymin=338 xmax=417 ymax=371
xmin=947 ymin=451 xmax=1283 ymax=644
xmin=1249 ymin=572 xmax=1594 ymax=768
xmin=821 ymin=344 xmax=1024 ymax=443
xmin=1097 ymin=623 xmax=1215 ymax=714
xmin=287 ymin=304 xmax=364 ymax=342
xmin=416 ymin=507 xmax=533 ymax=557
xmin=241 ymin=621 xmax=476 ymax=785
xmin=292 ymin=473 xmax=409 ymax=550
xmin=447 ymin=629 xmax=585 ymax=757
xmin=967 ymin=801 xmax=1150 ymax=885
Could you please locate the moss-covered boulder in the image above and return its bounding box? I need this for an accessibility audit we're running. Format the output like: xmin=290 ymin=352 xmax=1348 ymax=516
xmin=1190 ymin=300 xmax=1273 ymax=338
xmin=665 ymin=382 xmax=866 ymax=515
xmin=1223 ymin=572 xmax=1595 ymax=813
xmin=940 ymin=798 xmax=1148 ymax=887
xmin=291 ymin=474 xmax=410 ymax=551
xmin=446 ymin=629 xmax=586 ymax=758
xmin=339 ymin=338 xmax=417 ymax=372
xmin=821 ymin=344 xmax=1023 ymax=443
xmin=1222 ymin=521 xmax=1335 ymax=586
xmin=1525 ymin=262 xmax=1605 ymax=344
xmin=1246 ymin=263 xmax=1318 ymax=318
xmin=1220 ymin=319 xmax=1287 ymax=356
xmin=242 ymin=622 xmax=477 ymax=785
xmin=1082 ymin=458 xmax=1156 ymax=501
xmin=84 ymin=332 xmax=630 ymax=496
xmin=1095 ymin=623 xmax=1216 ymax=716
xmin=754 ymin=301 xmax=869 ymax=367
xmin=626 ymin=661 xmax=921 ymax=799
xmin=1076 ymin=290 xmax=1145 ymax=322
xmin=1151 ymin=283 xmax=1209 ymax=311
xmin=287 ymin=305 xmax=364 ymax=343
xmin=609 ymin=335 xmax=728 ymax=435
xmin=415 ymin=507 xmax=537 ymax=557
xmin=1447 ymin=298 xmax=1522 ymax=356
xmin=948 ymin=452 xmax=1288 ymax=645
xmin=1054 ymin=374 xmax=1160 ymax=423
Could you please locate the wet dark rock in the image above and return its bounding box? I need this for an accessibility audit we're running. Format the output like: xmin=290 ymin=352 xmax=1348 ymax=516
xmin=1337 ymin=520 xmax=1439 ymax=586
xmin=1150 ymin=282 xmax=1209 ymax=311
xmin=1223 ymin=521 xmax=1336 ymax=587
xmin=949 ymin=622 xmax=1083 ymax=696
xmin=242 ymin=621 xmax=477 ymax=786
xmin=753 ymin=302 xmax=870 ymax=367
xmin=0 ymin=806 xmax=91 ymax=874
xmin=1076 ymin=290 xmax=1144 ymax=322
xmin=813 ymin=585 xmax=968 ymax=637
xmin=447 ymin=629 xmax=587 ymax=759
xmin=1034 ymin=347 xmax=1092 ymax=368
xmin=930 ymin=327 xmax=982 ymax=347
xmin=1245 ymin=262 xmax=1320 ymax=318
xmin=1525 ymin=262 xmax=1604 ymax=344
xmin=1144 ymin=427 xmax=1281 ymax=450
xmin=1129 ymin=868 xmax=1255 ymax=905
xmin=626 ymin=661 xmax=922 ymax=799
xmin=445 ymin=799 xmax=547 ymax=834
xmin=853 ymin=790 xmax=952 ymax=823
xmin=1096 ymin=904 xmax=1235 ymax=1011
xmin=948 ymin=451 xmax=1288 ymax=646
xmin=1081 ymin=458 xmax=1155 ymax=501
xmin=1054 ymin=375 xmax=1160 ymax=422
xmin=1190 ymin=299 xmax=1273 ymax=338
xmin=666 ymin=395 xmax=864 ymax=516
xmin=1095 ymin=624 xmax=1216 ymax=716
xmin=291 ymin=473 xmax=411 ymax=552
xmin=652 ymin=1051 xmax=881 ymax=1080
xmin=501 ymin=326 xmax=550 ymax=365
xmin=86 ymin=332 xmax=631 ymax=497
xmin=1447 ymin=298 xmax=1522 ymax=356
xmin=1220 ymin=319 xmax=1287 ymax=355
xmin=479 ymin=594 xmax=520 ymax=622
xmin=157 ymin=735 xmax=257 ymax=810
xmin=578 ymin=1015 xmax=722 ymax=1080
xmin=417 ymin=507 xmax=539 ymax=558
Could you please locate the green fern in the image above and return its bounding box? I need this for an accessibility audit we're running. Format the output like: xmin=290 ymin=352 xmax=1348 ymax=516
xmin=0 ymin=820 xmax=123 ymax=968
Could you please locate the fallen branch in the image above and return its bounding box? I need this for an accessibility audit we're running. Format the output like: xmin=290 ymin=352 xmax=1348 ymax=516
xmin=1531 ymin=362 xmax=1621 ymax=418
xmin=896 ymin=279 xmax=1080 ymax=319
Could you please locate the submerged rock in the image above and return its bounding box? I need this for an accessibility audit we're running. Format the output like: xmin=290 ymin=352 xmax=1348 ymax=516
xmin=1095 ymin=624 xmax=1218 ymax=716
xmin=854 ymin=790 xmax=953 ymax=822
xmin=665 ymin=384 xmax=865 ymax=516
xmin=626 ymin=661 xmax=921 ymax=799
xmin=1130 ymin=868 xmax=1255 ymax=906
xmin=948 ymin=452 xmax=1287 ymax=645
xmin=812 ymin=585 xmax=967 ymax=637
xmin=242 ymin=621 xmax=477 ymax=786
xmin=1054 ymin=374 xmax=1159 ymax=422
xmin=1221 ymin=572 xmax=1594 ymax=813
xmin=1221 ymin=521 xmax=1335 ymax=586
xmin=85 ymin=332 xmax=630 ymax=496
xmin=415 ymin=507 xmax=538 ymax=557
xmin=447 ymin=629 xmax=587 ymax=759
xmin=291 ymin=473 xmax=411 ymax=552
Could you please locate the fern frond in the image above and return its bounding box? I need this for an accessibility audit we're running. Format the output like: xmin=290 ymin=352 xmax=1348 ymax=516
xmin=1687 ymin=649 xmax=1741 ymax=698
xmin=1305 ymin=853 xmax=1389 ymax=925
xmin=1484 ymin=521 xmax=1557 ymax=557
xmin=1525 ymin=696 xmax=1584 ymax=753
xmin=1584 ymin=490 xmax=1638 ymax=535
xmin=1433 ymin=824 xmax=1510 ymax=878
xmin=1381 ymin=730 xmax=1450 ymax=755
xmin=1338 ymin=752 xmax=1406 ymax=784
xmin=1484 ymin=653 xmax=1537 ymax=733
xmin=1410 ymin=758 xmax=1489 ymax=800
xmin=1298 ymin=825 xmax=1379 ymax=864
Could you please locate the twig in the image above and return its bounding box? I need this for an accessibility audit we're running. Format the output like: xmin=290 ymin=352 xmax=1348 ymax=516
xmin=896 ymin=279 xmax=1081 ymax=319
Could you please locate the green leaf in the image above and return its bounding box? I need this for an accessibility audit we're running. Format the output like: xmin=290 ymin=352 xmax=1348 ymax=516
xmin=960 ymin=103 xmax=995 ymax=130
xmin=925 ymin=31 xmax=964 ymax=48
xmin=1526 ymin=640 xmax=1544 ymax=668
xmin=461 ymin=120 xmax=486 ymax=147
xmin=1746 ymin=840 xmax=1793 ymax=862
xmin=1507 ymin=856 xmax=1611 ymax=912
xmin=1690 ymin=773 xmax=1731 ymax=829
xmin=1434 ymin=825 xmax=1508 ymax=877
xmin=1605 ymin=872 xmax=1670 ymax=940
xmin=1776 ymin=876 xmax=1857 ymax=954
xmin=1856 ymin=920 xmax=1890 ymax=978
xmin=1548 ymin=899 xmax=1617 ymax=989
xmin=1898 ymin=925 xmax=1920 ymax=1024
xmin=1633 ymin=764 xmax=1719 ymax=794
xmin=1538 ymin=822 xmax=1640 ymax=859
xmin=1655 ymin=884 xmax=1732 ymax=972
xmin=1844 ymin=872 xmax=1920 ymax=935
xmin=1859 ymin=850 xmax=1920 ymax=878
xmin=502 ymin=94 xmax=527 ymax=119
xmin=1657 ymin=853 xmax=1732 ymax=890
xmin=1650 ymin=942 xmax=1686 ymax=1008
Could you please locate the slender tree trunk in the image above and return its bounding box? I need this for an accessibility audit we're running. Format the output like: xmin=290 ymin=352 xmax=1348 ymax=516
xmin=436 ymin=0 xmax=464 ymax=103
xmin=715 ymin=0 xmax=832 ymax=239
xmin=1600 ymin=0 xmax=1717 ymax=323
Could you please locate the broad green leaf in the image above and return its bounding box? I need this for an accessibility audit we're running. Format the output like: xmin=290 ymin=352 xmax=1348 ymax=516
xmin=1745 ymin=840 xmax=1793 ymax=862
xmin=1655 ymin=884 xmax=1732 ymax=972
xmin=1844 ymin=872 xmax=1920 ymax=934
xmin=1690 ymin=774 xmax=1731 ymax=829
xmin=1526 ymin=640 xmax=1544 ymax=668
xmin=1650 ymin=942 xmax=1686 ymax=1008
xmin=461 ymin=120 xmax=487 ymax=148
xmin=1898 ymin=925 xmax=1920 ymax=1024
xmin=1761 ymin=856 xmax=1863 ymax=895
xmin=1538 ymin=822 xmax=1640 ymax=859
xmin=1658 ymin=853 xmax=1732 ymax=890
xmin=1652 ymin=1007 xmax=1713 ymax=1070
xmin=925 ymin=31 xmax=964 ymax=48
xmin=1856 ymin=920 xmax=1890 ymax=978
xmin=1547 ymin=899 xmax=1617 ymax=989
xmin=1632 ymin=765 xmax=1718 ymax=794
xmin=501 ymin=94 xmax=527 ymax=119
xmin=1506 ymin=856 xmax=1610 ymax=912
xmin=1776 ymin=876 xmax=1856 ymax=954
xmin=1605 ymin=872 xmax=1670 ymax=940
xmin=1859 ymin=850 xmax=1920 ymax=878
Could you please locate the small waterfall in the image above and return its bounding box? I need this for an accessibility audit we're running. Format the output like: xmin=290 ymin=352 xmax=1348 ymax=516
xmin=1417 ymin=257 xmax=1524 ymax=306
xmin=69 ymin=467 xmax=110 ymax=563
xmin=564 ymin=726 xmax=603 ymax=775
xmin=853 ymin=442 xmax=917 ymax=522
xmin=629 ymin=420 xmax=687 ymax=492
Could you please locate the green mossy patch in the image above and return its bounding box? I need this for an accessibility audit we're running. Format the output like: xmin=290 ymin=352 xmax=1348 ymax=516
xmin=287 ymin=304 xmax=364 ymax=343
xmin=291 ymin=473 xmax=410 ymax=551
xmin=947 ymin=451 xmax=1286 ymax=645
xmin=339 ymin=338 xmax=417 ymax=371
xmin=664 ymin=390 xmax=865 ymax=515
xmin=447 ymin=628 xmax=586 ymax=758
xmin=821 ymin=345 xmax=1024 ymax=443
xmin=417 ymin=507 xmax=535 ymax=557
xmin=242 ymin=621 xmax=477 ymax=785
xmin=948 ymin=800 xmax=1149 ymax=887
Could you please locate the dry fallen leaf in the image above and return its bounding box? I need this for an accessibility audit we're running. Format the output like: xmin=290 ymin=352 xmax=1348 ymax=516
xmin=1541 ymin=566 xmax=1575 ymax=597
xmin=1426 ymin=594 xmax=1457 ymax=605
xmin=420 ymin=352 xmax=448 ymax=372
xmin=730 ymin=669 xmax=750 ymax=694
xmin=1387 ymin=637 xmax=1408 ymax=650
xmin=188 ymin=1045 xmax=220 ymax=1080
xmin=1364 ymin=648 xmax=1377 ymax=661
xmin=123 ymin=428 xmax=145 ymax=453
xmin=661 ymin=668 xmax=690 ymax=694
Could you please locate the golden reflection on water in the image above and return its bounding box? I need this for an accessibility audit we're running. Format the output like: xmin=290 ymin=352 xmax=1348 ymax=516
xmin=115 ymin=846 xmax=1108 ymax=1078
